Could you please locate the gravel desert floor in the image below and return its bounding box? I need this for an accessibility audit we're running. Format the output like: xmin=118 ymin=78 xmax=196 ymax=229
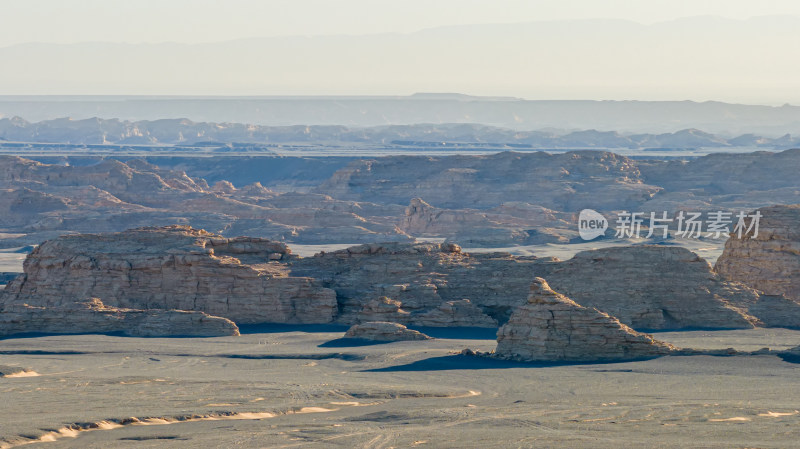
xmin=2 ymin=328 xmax=800 ymax=448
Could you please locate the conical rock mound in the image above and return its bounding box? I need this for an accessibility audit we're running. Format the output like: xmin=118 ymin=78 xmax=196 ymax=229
xmin=495 ymin=278 xmax=676 ymax=362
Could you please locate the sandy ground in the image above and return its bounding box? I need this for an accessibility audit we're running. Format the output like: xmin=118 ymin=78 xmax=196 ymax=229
xmin=292 ymin=238 xmax=728 ymax=264
xmin=464 ymin=237 xmax=728 ymax=264
xmin=0 ymin=247 xmax=27 ymax=273
xmin=1 ymin=327 xmax=800 ymax=448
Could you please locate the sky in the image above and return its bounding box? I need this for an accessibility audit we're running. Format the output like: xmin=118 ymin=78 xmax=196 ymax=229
xmin=3 ymin=0 xmax=800 ymax=45
xmin=1 ymin=0 xmax=800 ymax=102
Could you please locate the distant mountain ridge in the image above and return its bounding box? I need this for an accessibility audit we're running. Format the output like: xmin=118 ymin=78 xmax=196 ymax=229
xmin=1 ymin=97 xmax=800 ymax=136
xmin=0 ymin=117 xmax=798 ymax=150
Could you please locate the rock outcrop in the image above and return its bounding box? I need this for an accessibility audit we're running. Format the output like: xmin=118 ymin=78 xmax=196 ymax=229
xmin=0 ymin=365 xmax=38 ymax=377
xmin=344 ymin=321 xmax=431 ymax=341
xmin=356 ymin=297 xmax=411 ymax=324
xmin=716 ymin=205 xmax=800 ymax=303
xmin=317 ymin=151 xmax=660 ymax=211
xmin=2 ymin=149 xmax=800 ymax=250
xmin=290 ymin=242 xmax=538 ymax=325
xmin=0 ymin=298 xmax=239 ymax=338
xmin=3 ymin=228 xmax=786 ymax=336
xmin=415 ymin=299 xmax=498 ymax=327
xmin=291 ymin=242 xmax=765 ymax=330
xmin=1 ymin=226 xmax=338 ymax=329
xmin=538 ymin=246 xmax=759 ymax=330
xmin=494 ymin=278 xmax=675 ymax=362
xmin=0 ymin=155 xmax=413 ymax=249
xmin=400 ymin=198 xmax=574 ymax=246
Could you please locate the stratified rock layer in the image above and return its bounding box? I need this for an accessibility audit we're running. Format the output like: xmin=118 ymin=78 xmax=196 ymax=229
xmin=290 ymin=242 xmax=537 ymax=326
xmin=3 ymin=228 xmax=784 ymax=336
xmin=0 ymin=298 xmax=239 ymax=337
xmin=494 ymin=278 xmax=675 ymax=362
xmin=716 ymin=205 xmax=800 ymax=303
xmin=344 ymin=321 xmax=431 ymax=341
xmin=415 ymin=299 xmax=498 ymax=327
xmin=2 ymin=226 xmax=337 ymax=327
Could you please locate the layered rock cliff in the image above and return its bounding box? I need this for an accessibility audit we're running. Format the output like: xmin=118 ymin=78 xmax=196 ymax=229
xmin=716 ymin=205 xmax=800 ymax=303
xmin=1 ymin=226 xmax=337 ymax=333
xmin=0 ymin=298 xmax=239 ymax=338
xmin=289 ymin=242 xmax=536 ymax=326
xmin=538 ymin=246 xmax=760 ymax=330
xmin=290 ymin=242 xmax=765 ymax=330
xmin=3 ymin=227 xmax=791 ymax=337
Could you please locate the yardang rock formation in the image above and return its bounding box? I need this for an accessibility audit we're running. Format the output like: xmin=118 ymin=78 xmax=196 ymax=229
xmin=494 ymin=278 xmax=676 ymax=363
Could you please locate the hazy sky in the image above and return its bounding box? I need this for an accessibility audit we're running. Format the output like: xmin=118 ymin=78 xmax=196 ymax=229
xmin=3 ymin=0 xmax=800 ymax=45
xmin=2 ymin=1 xmax=800 ymax=103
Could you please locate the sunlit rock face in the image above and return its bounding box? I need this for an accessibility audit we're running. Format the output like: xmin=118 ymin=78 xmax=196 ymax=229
xmin=716 ymin=204 xmax=800 ymax=303
xmin=538 ymin=246 xmax=760 ymax=330
xmin=1 ymin=226 xmax=338 ymax=328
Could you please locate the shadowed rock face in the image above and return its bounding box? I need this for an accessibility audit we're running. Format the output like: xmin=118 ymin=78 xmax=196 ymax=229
xmin=494 ymin=278 xmax=675 ymax=362
xmin=344 ymin=321 xmax=431 ymax=341
xmin=0 ymin=298 xmax=240 ymax=338
xmin=716 ymin=205 xmax=800 ymax=303
xmin=1 ymin=226 xmax=337 ymax=328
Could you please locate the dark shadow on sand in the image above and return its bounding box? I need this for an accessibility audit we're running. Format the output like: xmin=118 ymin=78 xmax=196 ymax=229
xmin=406 ymin=326 xmax=498 ymax=340
xmin=777 ymin=353 xmax=800 ymax=364
xmin=362 ymin=354 xmax=537 ymax=371
xmin=364 ymin=354 xmax=669 ymax=371
xmin=236 ymin=323 xmax=350 ymax=334
xmin=318 ymin=338 xmax=394 ymax=348
xmin=318 ymin=326 xmax=497 ymax=347
xmin=222 ymin=352 xmax=365 ymax=361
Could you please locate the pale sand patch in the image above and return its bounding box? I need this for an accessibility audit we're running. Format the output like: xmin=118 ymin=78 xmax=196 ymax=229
xmin=294 ymin=407 xmax=337 ymax=413
xmin=329 ymin=401 xmax=383 ymax=407
xmin=758 ymin=411 xmax=799 ymax=417
xmin=1 ymin=407 xmax=337 ymax=448
xmin=708 ymin=417 xmax=751 ymax=422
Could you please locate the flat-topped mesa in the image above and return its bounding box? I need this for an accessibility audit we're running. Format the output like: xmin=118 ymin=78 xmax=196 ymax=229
xmin=2 ymin=226 xmax=337 ymax=327
xmin=494 ymin=278 xmax=676 ymax=363
xmin=716 ymin=205 xmax=800 ymax=302
xmin=537 ymin=245 xmax=761 ymax=330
